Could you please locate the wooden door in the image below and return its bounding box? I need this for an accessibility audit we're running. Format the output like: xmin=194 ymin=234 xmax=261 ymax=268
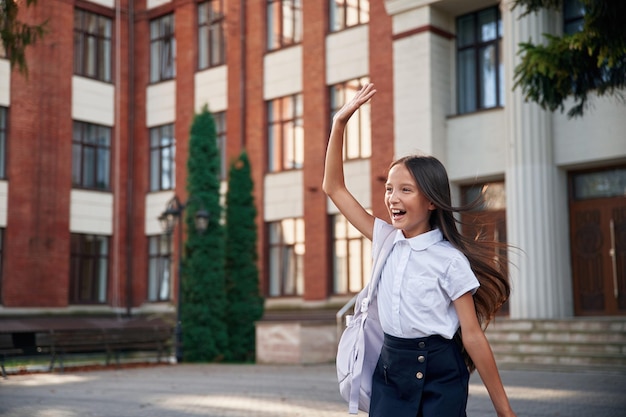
xmin=570 ymin=198 xmax=626 ymax=315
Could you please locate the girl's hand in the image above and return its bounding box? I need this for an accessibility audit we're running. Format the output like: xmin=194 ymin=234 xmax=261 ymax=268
xmin=333 ymin=83 xmax=377 ymax=124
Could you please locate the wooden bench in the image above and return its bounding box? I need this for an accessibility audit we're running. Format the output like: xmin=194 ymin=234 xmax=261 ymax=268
xmin=40 ymin=326 xmax=174 ymax=372
xmin=0 ymin=333 xmax=24 ymax=378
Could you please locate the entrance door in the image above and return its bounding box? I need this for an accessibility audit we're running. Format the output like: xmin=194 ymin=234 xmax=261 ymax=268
xmin=570 ymin=168 xmax=626 ymax=316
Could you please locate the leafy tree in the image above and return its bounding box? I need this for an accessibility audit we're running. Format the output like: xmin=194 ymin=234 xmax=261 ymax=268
xmin=513 ymin=0 xmax=626 ymax=118
xmin=0 ymin=0 xmax=47 ymax=75
xmin=224 ymin=151 xmax=264 ymax=362
xmin=181 ymin=105 xmax=228 ymax=362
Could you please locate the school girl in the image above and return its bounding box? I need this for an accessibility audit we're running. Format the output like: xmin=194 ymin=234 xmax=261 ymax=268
xmin=323 ymin=83 xmax=517 ymax=417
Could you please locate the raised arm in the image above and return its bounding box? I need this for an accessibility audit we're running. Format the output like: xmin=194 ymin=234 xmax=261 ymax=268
xmin=322 ymin=83 xmax=377 ymax=240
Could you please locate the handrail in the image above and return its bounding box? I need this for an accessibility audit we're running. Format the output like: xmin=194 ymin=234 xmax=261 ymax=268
xmin=335 ymin=294 xmax=358 ymax=344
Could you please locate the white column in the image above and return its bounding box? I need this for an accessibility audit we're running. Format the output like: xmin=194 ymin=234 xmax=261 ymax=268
xmin=502 ymin=2 xmax=573 ymax=318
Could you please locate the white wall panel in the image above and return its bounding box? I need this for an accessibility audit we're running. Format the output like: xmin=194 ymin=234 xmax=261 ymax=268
xmin=147 ymin=0 xmax=171 ymax=9
xmin=146 ymin=80 xmax=176 ymax=127
xmin=145 ymin=191 xmax=175 ymax=235
xmin=264 ymin=171 xmax=303 ymax=221
xmin=264 ymin=47 xmax=303 ymax=100
xmin=0 ymin=181 xmax=7 ymax=227
xmin=0 ymin=60 xmax=9 ymax=106
xmin=326 ymin=159 xmax=371 ymax=214
xmin=553 ymin=94 xmax=626 ymax=167
xmin=326 ymin=26 xmax=369 ymax=85
xmin=70 ymin=190 xmax=114 ymax=235
xmin=195 ymin=66 xmax=227 ymax=113
xmin=85 ymin=0 xmax=114 ymax=7
xmin=72 ymin=77 xmax=115 ymax=126
xmin=446 ymin=109 xmax=506 ymax=181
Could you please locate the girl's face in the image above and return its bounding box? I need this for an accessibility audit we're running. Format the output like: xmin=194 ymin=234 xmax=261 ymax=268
xmin=385 ymin=164 xmax=435 ymax=238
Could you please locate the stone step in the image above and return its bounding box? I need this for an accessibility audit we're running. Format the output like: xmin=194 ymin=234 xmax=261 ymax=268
xmin=484 ymin=318 xmax=626 ymax=373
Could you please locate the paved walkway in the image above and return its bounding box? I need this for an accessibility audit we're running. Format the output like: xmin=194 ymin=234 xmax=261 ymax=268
xmin=1 ymin=363 xmax=624 ymax=416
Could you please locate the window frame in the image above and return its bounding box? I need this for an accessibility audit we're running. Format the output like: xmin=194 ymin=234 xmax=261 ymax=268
xmin=563 ymin=0 xmax=585 ymax=35
xmin=329 ymin=77 xmax=371 ymax=160
xmin=69 ymin=233 xmax=109 ymax=304
xmin=147 ymin=234 xmax=172 ymax=302
xmin=267 ymin=94 xmax=304 ymax=172
xmin=213 ymin=111 xmax=227 ymax=180
xmin=266 ymin=0 xmax=302 ymax=51
xmin=329 ymin=0 xmax=370 ymax=33
xmin=73 ymin=8 xmax=113 ymax=82
xmin=72 ymin=121 xmax=112 ymax=191
xmin=198 ymin=0 xmax=226 ymax=70
xmin=150 ymin=13 xmax=176 ymax=83
xmin=149 ymin=124 xmax=176 ymax=192
xmin=267 ymin=218 xmax=305 ymax=297
xmin=332 ymin=214 xmax=371 ymax=294
xmin=456 ymin=6 xmax=503 ymax=115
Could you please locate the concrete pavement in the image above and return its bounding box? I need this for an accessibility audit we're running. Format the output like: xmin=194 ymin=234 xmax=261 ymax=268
xmin=0 ymin=363 xmax=624 ymax=416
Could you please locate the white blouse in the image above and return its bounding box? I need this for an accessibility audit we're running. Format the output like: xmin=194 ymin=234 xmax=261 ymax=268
xmin=374 ymin=218 xmax=479 ymax=340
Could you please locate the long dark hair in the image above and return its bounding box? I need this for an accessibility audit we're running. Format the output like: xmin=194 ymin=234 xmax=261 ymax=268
xmin=391 ymin=155 xmax=510 ymax=372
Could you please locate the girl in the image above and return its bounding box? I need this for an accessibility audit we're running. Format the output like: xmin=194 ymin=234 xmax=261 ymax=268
xmin=323 ymin=83 xmax=516 ymax=417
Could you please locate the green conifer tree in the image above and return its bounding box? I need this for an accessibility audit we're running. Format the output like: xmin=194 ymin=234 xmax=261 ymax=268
xmin=224 ymin=151 xmax=264 ymax=362
xmin=180 ymin=105 xmax=228 ymax=362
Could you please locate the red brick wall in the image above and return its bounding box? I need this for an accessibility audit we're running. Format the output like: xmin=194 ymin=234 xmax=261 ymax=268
xmin=369 ymin=0 xmax=394 ymax=221
xmin=130 ymin=0 xmax=150 ymax=308
xmin=3 ymin=1 xmax=74 ymax=307
xmin=241 ymin=0 xmax=268 ymax=295
xmin=110 ymin=0 xmax=131 ymax=311
xmin=302 ymin=1 xmax=330 ymax=300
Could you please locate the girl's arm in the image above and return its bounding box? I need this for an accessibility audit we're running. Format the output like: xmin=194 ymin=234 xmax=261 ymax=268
xmin=454 ymin=293 xmax=517 ymax=417
xmin=322 ymin=83 xmax=377 ymax=240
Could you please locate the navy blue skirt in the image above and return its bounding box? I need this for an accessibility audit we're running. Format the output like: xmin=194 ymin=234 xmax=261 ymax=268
xmin=369 ymin=333 xmax=469 ymax=417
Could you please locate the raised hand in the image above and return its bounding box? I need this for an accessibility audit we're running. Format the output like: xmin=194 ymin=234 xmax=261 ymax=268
xmin=333 ymin=83 xmax=377 ymax=125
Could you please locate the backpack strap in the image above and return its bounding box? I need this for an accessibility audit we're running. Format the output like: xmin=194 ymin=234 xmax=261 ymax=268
xmin=347 ymin=225 xmax=396 ymax=414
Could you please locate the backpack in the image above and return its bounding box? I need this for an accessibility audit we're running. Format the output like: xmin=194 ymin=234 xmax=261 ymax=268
xmin=336 ymin=225 xmax=396 ymax=414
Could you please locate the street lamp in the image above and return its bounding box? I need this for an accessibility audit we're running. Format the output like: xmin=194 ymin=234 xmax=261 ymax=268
xmin=158 ymin=195 xmax=209 ymax=363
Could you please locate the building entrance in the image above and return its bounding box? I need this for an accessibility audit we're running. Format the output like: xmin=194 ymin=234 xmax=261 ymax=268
xmin=570 ymin=167 xmax=626 ymax=316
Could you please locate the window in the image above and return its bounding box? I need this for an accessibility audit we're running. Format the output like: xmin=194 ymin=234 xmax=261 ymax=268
xmin=147 ymin=234 xmax=172 ymax=302
xmin=70 ymin=234 xmax=109 ymax=304
xmin=330 ymin=77 xmax=371 ymax=160
xmin=333 ymin=215 xmax=371 ymax=294
xmin=214 ymin=111 xmax=227 ymax=179
xmin=563 ymin=0 xmax=585 ymax=34
xmin=198 ymin=0 xmax=226 ymax=69
xmin=73 ymin=9 xmax=112 ymax=82
xmin=268 ymin=218 xmax=304 ymax=297
xmin=150 ymin=124 xmax=175 ymax=191
xmin=572 ymin=167 xmax=626 ymax=200
xmin=267 ymin=94 xmax=303 ymax=172
xmin=0 ymin=107 xmax=6 ymax=179
xmin=461 ymin=182 xmax=508 ymax=315
xmin=72 ymin=121 xmax=111 ymax=190
xmin=150 ymin=14 xmax=176 ymax=83
xmin=456 ymin=6 xmax=503 ymax=114
xmin=267 ymin=0 xmax=302 ymax=51
xmin=329 ymin=0 xmax=369 ymax=32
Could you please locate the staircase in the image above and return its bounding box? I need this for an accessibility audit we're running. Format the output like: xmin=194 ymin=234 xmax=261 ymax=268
xmin=485 ymin=318 xmax=626 ymax=373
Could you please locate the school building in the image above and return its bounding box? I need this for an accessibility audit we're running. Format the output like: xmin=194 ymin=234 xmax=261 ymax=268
xmin=0 ymin=0 xmax=624 ymax=367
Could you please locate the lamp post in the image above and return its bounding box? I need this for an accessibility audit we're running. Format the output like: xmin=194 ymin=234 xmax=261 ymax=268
xmin=158 ymin=195 xmax=209 ymax=363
